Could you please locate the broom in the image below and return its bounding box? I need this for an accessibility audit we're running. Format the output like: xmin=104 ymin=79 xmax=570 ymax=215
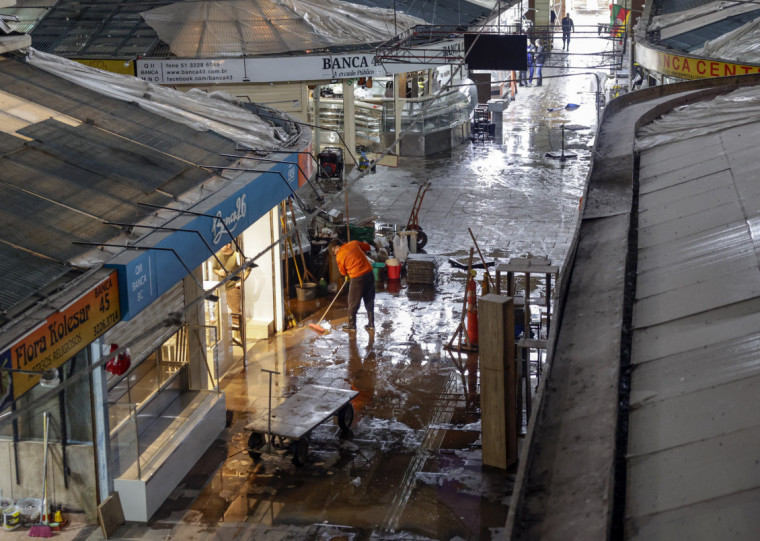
xmin=308 ymin=278 xmax=347 ymax=334
xmin=29 ymin=412 xmax=51 ymax=538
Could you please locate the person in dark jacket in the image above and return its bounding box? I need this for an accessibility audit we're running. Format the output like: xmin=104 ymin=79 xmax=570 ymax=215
xmin=562 ymin=13 xmax=575 ymax=50
xmin=533 ymin=40 xmax=546 ymax=86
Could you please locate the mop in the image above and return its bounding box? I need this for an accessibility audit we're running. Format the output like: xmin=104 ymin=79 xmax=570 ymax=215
xmin=308 ymin=278 xmax=347 ymax=334
xmin=29 ymin=412 xmax=51 ymax=538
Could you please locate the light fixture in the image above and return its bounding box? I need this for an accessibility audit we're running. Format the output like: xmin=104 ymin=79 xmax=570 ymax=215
xmin=39 ymin=370 xmax=60 ymax=388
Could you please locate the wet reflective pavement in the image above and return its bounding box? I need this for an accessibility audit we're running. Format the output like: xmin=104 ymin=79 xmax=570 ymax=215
xmin=182 ymin=37 xmax=599 ymax=537
xmin=24 ymin=13 xmax=608 ymax=541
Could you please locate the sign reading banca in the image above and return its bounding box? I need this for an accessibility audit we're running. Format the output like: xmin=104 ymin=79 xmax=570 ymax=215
xmin=138 ymin=54 xmax=393 ymax=85
xmin=136 ymin=41 xmax=461 ymax=85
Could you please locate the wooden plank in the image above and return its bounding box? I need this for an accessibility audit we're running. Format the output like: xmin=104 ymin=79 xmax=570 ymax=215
xmin=246 ymin=385 xmax=358 ymax=439
xmin=97 ymin=492 xmax=125 ymax=539
xmin=518 ymin=338 xmax=548 ymax=349
xmin=495 ymin=260 xmax=560 ymax=274
xmin=479 ymin=294 xmax=516 ymax=469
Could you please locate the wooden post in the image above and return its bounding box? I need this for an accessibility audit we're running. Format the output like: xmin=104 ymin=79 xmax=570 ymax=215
xmin=479 ymin=293 xmax=517 ymax=469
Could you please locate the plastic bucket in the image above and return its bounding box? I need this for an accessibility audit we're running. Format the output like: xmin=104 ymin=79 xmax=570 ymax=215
xmin=386 ymin=258 xmax=401 ymax=280
xmin=3 ymin=505 xmax=20 ymax=531
xmin=295 ymin=282 xmax=317 ymax=301
xmin=372 ymin=262 xmax=386 ymax=281
xmin=15 ymin=498 xmax=40 ymax=526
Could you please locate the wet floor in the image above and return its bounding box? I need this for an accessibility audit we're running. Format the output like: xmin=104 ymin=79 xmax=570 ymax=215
xmin=168 ymin=16 xmax=606 ymax=541
xmin=21 ymin=12 xmax=609 ymax=541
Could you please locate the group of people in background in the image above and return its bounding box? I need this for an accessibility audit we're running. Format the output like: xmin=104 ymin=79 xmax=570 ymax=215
xmin=519 ymin=38 xmax=545 ymax=87
xmin=518 ymin=12 xmax=574 ymax=88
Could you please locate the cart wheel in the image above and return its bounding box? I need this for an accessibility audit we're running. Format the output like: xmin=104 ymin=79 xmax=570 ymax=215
xmin=338 ymin=404 xmax=354 ymax=432
xmin=248 ymin=432 xmax=264 ymax=461
xmin=416 ymin=229 xmax=428 ymax=250
xmin=292 ymin=437 xmax=309 ymax=466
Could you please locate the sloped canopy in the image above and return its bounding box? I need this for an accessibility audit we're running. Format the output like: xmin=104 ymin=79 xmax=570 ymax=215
xmin=141 ymin=0 xmax=426 ymax=58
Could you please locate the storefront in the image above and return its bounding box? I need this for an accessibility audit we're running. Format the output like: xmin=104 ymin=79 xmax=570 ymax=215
xmin=98 ymin=156 xmax=303 ymax=520
xmin=0 ymin=270 xmax=122 ymax=517
xmin=0 ymin=36 xmax=313 ymax=521
xmin=135 ymin=43 xmax=474 ymax=158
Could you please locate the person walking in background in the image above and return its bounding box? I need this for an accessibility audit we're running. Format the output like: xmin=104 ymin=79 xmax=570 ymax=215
xmin=534 ymin=39 xmax=545 ymax=86
xmin=562 ymin=12 xmax=574 ymax=50
xmin=518 ymin=30 xmax=530 ymax=86
xmin=526 ymin=41 xmax=535 ymax=86
xmin=329 ymin=238 xmax=376 ymax=332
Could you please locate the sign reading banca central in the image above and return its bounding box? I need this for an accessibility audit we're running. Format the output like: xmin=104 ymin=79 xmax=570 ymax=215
xmin=137 ymin=54 xmax=393 ymax=85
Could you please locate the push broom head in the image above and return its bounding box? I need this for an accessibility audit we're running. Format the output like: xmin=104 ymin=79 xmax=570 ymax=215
xmin=28 ymin=523 xmax=52 ymax=537
xmin=308 ymin=323 xmax=328 ymax=334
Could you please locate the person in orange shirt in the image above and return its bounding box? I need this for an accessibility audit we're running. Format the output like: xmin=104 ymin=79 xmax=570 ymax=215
xmin=329 ymin=239 xmax=375 ymax=332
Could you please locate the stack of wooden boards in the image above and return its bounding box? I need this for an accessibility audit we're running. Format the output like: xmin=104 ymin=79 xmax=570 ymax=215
xmin=406 ymin=254 xmax=438 ymax=284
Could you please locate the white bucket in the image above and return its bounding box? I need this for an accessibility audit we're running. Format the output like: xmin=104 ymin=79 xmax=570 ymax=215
xmin=3 ymin=505 xmax=20 ymax=530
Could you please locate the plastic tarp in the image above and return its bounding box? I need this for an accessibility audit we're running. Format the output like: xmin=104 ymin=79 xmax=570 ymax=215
xmin=140 ymin=0 xmax=426 ymax=58
xmin=635 ymin=85 xmax=760 ymax=151
xmin=26 ymin=48 xmax=284 ymax=149
xmin=691 ymin=17 xmax=760 ymax=63
xmin=648 ymin=1 xmax=743 ymax=32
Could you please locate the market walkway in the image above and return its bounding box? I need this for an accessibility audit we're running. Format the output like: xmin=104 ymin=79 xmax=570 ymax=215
xmin=8 ymin=12 xmax=610 ymax=541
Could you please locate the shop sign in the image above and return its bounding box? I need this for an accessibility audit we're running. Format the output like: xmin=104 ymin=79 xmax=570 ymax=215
xmin=136 ymin=58 xmax=246 ymax=84
xmin=111 ymin=158 xmax=299 ymax=320
xmin=135 ymin=40 xmax=461 ymax=85
xmin=75 ymin=58 xmax=135 ymax=76
xmin=1 ymin=272 xmax=121 ymax=399
xmin=637 ymin=44 xmax=760 ymax=80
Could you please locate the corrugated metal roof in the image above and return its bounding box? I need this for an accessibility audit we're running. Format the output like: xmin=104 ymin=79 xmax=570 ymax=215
xmin=660 ymin=8 xmax=760 ymax=52
xmin=0 ymin=58 xmax=236 ymax=168
xmin=652 ymin=0 xmax=715 ymax=16
xmin=29 ymin=0 xmax=171 ymax=58
xmin=0 ymin=244 xmax=73 ymax=314
xmin=627 ymin=91 xmax=760 ymax=539
xmin=0 ymin=55 xmax=242 ymax=323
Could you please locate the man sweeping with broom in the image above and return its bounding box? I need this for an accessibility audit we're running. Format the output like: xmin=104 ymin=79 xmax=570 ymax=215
xmin=329 ymin=238 xmax=375 ymax=333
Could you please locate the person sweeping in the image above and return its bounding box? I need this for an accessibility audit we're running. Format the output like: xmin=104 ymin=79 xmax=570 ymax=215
xmin=329 ymin=238 xmax=375 ymax=332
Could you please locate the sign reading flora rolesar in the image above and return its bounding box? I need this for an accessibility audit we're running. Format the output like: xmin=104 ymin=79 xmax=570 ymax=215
xmin=1 ymin=272 xmax=121 ymax=399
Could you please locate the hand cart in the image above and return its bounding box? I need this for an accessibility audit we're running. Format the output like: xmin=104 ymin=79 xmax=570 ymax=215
xmin=405 ymin=180 xmax=431 ymax=250
xmin=246 ymin=370 xmax=358 ymax=466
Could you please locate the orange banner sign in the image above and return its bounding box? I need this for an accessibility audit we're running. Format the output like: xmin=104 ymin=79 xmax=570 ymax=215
xmin=636 ymin=45 xmax=760 ymax=80
xmin=4 ymin=272 xmax=121 ymax=399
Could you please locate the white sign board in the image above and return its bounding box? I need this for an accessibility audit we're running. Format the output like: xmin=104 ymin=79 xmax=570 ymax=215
xmin=136 ymin=43 xmax=461 ymax=85
xmin=137 ymin=59 xmax=246 ymax=84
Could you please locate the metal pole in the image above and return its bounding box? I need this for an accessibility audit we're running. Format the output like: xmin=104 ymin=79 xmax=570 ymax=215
xmin=261 ymin=368 xmax=280 ymax=452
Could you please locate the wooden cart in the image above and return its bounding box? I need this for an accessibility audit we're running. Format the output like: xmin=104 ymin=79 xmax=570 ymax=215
xmin=245 ymin=383 xmax=358 ymax=466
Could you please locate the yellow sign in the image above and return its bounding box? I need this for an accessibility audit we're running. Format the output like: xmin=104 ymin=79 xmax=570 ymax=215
xmin=4 ymin=272 xmax=121 ymax=398
xmin=636 ymin=45 xmax=760 ymax=80
xmin=75 ymin=59 xmax=135 ymax=76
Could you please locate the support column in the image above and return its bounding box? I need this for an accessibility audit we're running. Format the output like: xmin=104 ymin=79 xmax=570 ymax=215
xmin=393 ymin=74 xmax=402 ymax=155
xmin=313 ymin=85 xmax=321 ymax=152
xmin=184 ymin=268 xmax=210 ymax=389
xmin=342 ymin=80 xmax=356 ymax=165
xmin=90 ymin=340 xmax=112 ymax=504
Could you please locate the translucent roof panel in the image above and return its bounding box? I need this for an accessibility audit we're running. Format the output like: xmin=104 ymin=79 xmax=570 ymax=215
xmin=141 ymin=0 xmax=425 ymax=58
